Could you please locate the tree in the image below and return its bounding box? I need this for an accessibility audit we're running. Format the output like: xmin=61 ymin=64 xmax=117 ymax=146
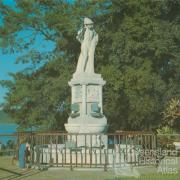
xmin=163 ymin=98 xmax=180 ymax=132
xmin=1 ymin=58 xmax=73 ymax=129
xmin=98 ymin=0 xmax=180 ymax=131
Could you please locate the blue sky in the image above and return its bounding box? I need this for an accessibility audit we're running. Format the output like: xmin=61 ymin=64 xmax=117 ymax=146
xmin=0 ymin=0 xmax=16 ymax=104
xmin=0 ymin=0 xmax=55 ymax=104
xmin=0 ymin=38 xmax=55 ymax=104
xmin=0 ymin=53 xmax=28 ymax=104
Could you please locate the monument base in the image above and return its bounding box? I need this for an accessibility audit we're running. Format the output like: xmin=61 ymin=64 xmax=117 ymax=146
xmin=65 ymin=123 xmax=108 ymax=134
xmin=65 ymin=115 xmax=108 ymax=147
xmin=66 ymin=133 xmax=108 ymax=148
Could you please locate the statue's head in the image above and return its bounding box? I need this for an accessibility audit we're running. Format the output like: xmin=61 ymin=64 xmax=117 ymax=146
xmin=84 ymin=17 xmax=94 ymax=29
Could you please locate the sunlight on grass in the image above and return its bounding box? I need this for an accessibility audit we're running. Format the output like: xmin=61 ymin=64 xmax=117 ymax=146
xmin=111 ymin=173 xmax=180 ymax=180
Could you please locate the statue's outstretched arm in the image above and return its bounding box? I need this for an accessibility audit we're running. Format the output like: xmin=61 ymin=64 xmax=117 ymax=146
xmin=76 ymin=28 xmax=84 ymax=43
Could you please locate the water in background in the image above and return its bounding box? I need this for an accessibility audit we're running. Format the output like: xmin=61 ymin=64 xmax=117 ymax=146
xmin=0 ymin=123 xmax=18 ymax=144
xmin=0 ymin=123 xmax=37 ymax=145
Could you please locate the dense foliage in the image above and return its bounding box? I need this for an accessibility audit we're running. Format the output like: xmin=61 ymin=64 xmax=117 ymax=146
xmin=0 ymin=110 xmax=15 ymax=123
xmin=0 ymin=0 xmax=180 ymax=132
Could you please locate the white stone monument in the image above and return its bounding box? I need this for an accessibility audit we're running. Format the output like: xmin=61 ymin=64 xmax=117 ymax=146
xmin=64 ymin=17 xmax=108 ymax=147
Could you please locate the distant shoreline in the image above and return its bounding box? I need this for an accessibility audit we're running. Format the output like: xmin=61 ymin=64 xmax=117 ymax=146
xmin=0 ymin=123 xmax=18 ymax=133
xmin=0 ymin=123 xmax=18 ymax=144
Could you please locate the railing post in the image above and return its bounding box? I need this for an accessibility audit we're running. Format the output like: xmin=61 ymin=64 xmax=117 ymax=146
xmin=81 ymin=147 xmax=83 ymax=167
xmin=64 ymin=134 xmax=66 ymax=165
xmin=85 ymin=134 xmax=87 ymax=165
xmin=70 ymin=149 xmax=73 ymax=171
xmin=56 ymin=135 xmax=58 ymax=167
xmin=95 ymin=149 xmax=97 ymax=167
xmin=104 ymin=149 xmax=107 ymax=171
xmin=100 ymin=134 xmax=102 ymax=165
xmin=119 ymin=134 xmax=122 ymax=166
xmin=50 ymin=136 xmax=53 ymax=167
xmin=76 ymin=134 xmax=77 ymax=167
xmin=90 ymin=134 xmax=92 ymax=168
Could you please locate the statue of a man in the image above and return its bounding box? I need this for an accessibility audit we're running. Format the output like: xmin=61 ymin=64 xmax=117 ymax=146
xmin=75 ymin=17 xmax=98 ymax=74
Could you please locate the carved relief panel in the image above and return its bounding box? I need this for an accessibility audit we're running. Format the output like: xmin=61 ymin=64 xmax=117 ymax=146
xmin=72 ymin=85 xmax=82 ymax=102
xmin=87 ymin=85 xmax=99 ymax=102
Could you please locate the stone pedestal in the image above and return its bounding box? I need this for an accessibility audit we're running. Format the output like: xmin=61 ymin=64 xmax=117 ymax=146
xmin=64 ymin=72 xmax=108 ymax=147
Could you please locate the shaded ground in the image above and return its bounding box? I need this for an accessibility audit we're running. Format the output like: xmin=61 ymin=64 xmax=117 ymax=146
xmin=0 ymin=156 xmax=41 ymax=180
xmin=0 ymin=156 xmax=179 ymax=180
xmin=0 ymin=156 xmax=114 ymax=180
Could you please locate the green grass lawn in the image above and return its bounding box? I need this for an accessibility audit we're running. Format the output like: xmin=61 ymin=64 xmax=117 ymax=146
xmin=112 ymin=173 xmax=180 ymax=180
xmin=0 ymin=156 xmax=179 ymax=180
